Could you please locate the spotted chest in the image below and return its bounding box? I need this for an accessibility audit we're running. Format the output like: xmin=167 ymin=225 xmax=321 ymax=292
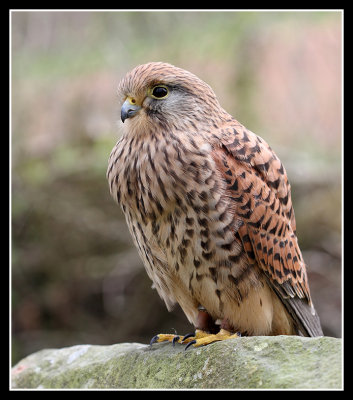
xmin=107 ymin=131 xmax=260 ymax=319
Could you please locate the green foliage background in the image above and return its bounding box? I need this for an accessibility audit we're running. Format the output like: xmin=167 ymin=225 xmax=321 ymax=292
xmin=11 ymin=10 xmax=342 ymax=364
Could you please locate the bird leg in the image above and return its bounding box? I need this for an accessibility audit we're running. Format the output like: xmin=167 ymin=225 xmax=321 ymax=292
xmin=150 ymin=309 xmax=240 ymax=349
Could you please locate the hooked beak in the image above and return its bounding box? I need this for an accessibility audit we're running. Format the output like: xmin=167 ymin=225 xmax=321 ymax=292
xmin=121 ymin=98 xmax=141 ymax=123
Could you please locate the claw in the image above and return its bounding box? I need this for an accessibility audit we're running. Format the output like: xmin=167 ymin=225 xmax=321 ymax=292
xmin=181 ymin=332 xmax=196 ymax=343
xmin=150 ymin=335 xmax=160 ymax=348
xmin=172 ymin=335 xmax=180 ymax=347
xmin=185 ymin=340 xmax=196 ymax=351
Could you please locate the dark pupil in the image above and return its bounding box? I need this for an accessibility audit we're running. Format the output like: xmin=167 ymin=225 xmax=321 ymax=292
xmin=153 ymin=86 xmax=168 ymax=98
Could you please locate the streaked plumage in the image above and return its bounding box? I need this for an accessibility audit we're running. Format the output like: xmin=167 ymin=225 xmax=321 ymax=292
xmin=107 ymin=62 xmax=322 ymax=340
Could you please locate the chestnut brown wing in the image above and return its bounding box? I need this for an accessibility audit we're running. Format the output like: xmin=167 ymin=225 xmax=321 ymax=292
xmin=212 ymin=124 xmax=322 ymax=336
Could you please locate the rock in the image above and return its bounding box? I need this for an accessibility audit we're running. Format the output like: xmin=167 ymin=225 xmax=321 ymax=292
xmin=11 ymin=336 xmax=342 ymax=389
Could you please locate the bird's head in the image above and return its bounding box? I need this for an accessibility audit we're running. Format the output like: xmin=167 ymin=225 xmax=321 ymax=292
xmin=117 ymin=62 xmax=226 ymax=134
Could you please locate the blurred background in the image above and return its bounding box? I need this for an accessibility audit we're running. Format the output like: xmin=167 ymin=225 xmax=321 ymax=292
xmin=11 ymin=10 xmax=342 ymax=365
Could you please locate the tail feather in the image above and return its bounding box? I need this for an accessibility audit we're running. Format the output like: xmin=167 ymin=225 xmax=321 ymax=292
xmin=269 ymin=277 xmax=323 ymax=337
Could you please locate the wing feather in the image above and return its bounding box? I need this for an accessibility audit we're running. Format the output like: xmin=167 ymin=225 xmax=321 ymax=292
xmin=212 ymin=123 xmax=323 ymax=336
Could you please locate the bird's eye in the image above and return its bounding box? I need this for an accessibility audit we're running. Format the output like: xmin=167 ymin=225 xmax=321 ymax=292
xmin=151 ymin=85 xmax=169 ymax=99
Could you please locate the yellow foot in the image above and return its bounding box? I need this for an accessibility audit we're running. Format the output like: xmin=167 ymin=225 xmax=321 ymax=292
xmin=149 ymin=333 xmax=183 ymax=347
xmin=149 ymin=331 xmax=199 ymax=347
xmin=185 ymin=329 xmax=241 ymax=349
xmin=150 ymin=329 xmax=241 ymax=350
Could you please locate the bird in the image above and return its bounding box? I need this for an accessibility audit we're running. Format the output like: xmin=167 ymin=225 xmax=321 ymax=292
xmin=107 ymin=62 xmax=323 ymax=348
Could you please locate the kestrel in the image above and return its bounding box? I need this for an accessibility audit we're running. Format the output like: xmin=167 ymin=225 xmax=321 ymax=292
xmin=107 ymin=62 xmax=323 ymax=348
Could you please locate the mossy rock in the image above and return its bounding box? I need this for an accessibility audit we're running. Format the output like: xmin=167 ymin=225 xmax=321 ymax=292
xmin=11 ymin=335 xmax=342 ymax=389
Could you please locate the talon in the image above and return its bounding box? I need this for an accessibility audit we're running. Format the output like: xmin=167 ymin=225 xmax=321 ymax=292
xmin=150 ymin=335 xmax=160 ymax=347
xmin=181 ymin=332 xmax=195 ymax=343
xmin=185 ymin=340 xmax=196 ymax=350
xmin=172 ymin=335 xmax=180 ymax=347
